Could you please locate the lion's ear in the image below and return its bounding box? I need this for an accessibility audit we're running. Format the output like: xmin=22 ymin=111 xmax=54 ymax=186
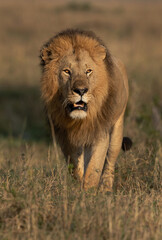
xmin=40 ymin=46 xmax=52 ymax=66
xmin=95 ymin=45 xmax=106 ymax=60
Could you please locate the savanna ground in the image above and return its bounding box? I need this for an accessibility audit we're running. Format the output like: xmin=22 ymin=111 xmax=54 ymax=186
xmin=0 ymin=0 xmax=161 ymax=239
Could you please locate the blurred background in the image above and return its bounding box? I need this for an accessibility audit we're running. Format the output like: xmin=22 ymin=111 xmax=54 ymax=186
xmin=0 ymin=0 xmax=161 ymax=145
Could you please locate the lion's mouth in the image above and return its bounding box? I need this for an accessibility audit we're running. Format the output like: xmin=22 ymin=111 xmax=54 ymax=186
xmin=67 ymin=101 xmax=87 ymax=112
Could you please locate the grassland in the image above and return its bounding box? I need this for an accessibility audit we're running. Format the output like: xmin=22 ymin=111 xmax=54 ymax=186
xmin=0 ymin=0 xmax=161 ymax=239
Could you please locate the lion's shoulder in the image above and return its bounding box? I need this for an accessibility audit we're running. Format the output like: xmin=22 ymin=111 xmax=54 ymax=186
xmin=112 ymin=57 xmax=129 ymax=98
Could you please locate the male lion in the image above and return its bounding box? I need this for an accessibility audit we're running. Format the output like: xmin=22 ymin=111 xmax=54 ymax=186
xmin=40 ymin=29 xmax=131 ymax=192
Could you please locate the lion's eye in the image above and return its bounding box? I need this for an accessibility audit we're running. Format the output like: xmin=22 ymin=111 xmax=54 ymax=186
xmin=86 ymin=69 xmax=93 ymax=75
xmin=63 ymin=69 xmax=71 ymax=75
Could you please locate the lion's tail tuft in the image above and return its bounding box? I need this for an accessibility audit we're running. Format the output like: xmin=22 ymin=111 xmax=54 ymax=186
xmin=122 ymin=137 xmax=132 ymax=151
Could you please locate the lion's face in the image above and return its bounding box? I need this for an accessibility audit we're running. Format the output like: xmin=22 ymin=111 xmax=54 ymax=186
xmin=41 ymin=32 xmax=110 ymax=122
xmin=58 ymin=49 xmax=99 ymax=119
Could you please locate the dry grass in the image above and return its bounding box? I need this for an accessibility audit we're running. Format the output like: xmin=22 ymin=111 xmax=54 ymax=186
xmin=0 ymin=0 xmax=161 ymax=239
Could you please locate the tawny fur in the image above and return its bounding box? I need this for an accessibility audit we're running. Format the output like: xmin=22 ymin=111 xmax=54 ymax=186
xmin=40 ymin=29 xmax=129 ymax=191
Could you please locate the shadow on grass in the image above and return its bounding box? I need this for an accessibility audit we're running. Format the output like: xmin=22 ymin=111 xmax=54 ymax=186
xmin=0 ymin=85 xmax=50 ymax=142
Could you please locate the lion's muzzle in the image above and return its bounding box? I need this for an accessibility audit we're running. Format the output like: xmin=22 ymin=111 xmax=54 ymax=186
xmin=66 ymin=83 xmax=89 ymax=118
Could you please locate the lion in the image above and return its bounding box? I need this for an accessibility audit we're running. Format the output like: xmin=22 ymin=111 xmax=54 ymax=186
xmin=40 ymin=29 xmax=131 ymax=192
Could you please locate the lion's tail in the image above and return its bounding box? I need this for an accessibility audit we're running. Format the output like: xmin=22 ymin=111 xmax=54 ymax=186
xmin=122 ymin=137 xmax=132 ymax=151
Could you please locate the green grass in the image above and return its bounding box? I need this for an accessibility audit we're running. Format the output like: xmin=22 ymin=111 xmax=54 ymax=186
xmin=0 ymin=0 xmax=161 ymax=239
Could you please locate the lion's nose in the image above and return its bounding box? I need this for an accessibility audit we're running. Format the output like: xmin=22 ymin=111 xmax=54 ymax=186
xmin=73 ymin=88 xmax=88 ymax=96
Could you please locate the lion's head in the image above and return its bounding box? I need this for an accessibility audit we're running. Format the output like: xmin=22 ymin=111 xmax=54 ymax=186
xmin=40 ymin=30 xmax=125 ymax=146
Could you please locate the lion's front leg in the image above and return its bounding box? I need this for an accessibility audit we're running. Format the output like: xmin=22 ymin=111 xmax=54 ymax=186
xmin=69 ymin=147 xmax=84 ymax=181
xmin=83 ymin=135 xmax=110 ymax=190
xmin=99 ymin=114 xmax=124 ymax=192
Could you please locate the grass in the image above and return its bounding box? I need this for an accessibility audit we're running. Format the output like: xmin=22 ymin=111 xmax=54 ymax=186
xmin=0 ymin=143 xmax=161 ymax=239
xmin=0 ymin=0 xmax=162 ymax=239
